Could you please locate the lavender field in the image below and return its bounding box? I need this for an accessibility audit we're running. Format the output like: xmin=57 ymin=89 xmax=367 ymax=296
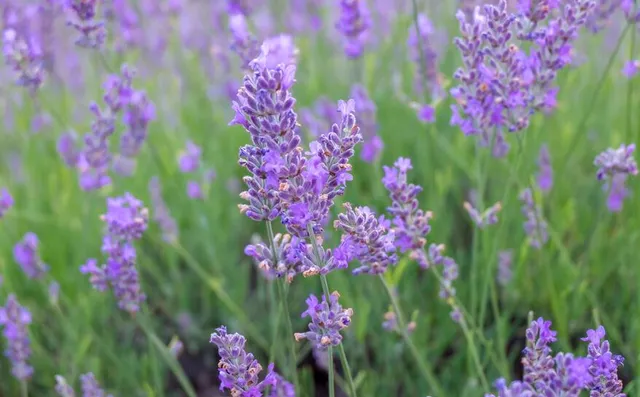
xmin=0 ymin=0 xmax=638 ymax=396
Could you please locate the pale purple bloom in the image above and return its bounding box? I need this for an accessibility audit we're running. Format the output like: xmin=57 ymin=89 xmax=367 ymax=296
xmin=606 ymin=174 xmax=628 ymax=212
xmin=178 ymin=141 xmax=201 ymax=173
xmin=537 ymin=144 xmax=553 ymax=192
xmin=261 ymin=34 xmax=298 ymax=68
xmin=416 ymin=104 xmax=435 ymax=123
xmin=63 ymin=0 xmax=107 ymax=49
xmin=622 ymin=60 xmax=639 ymax=78
xmin=408 ymin=13 xmax=443 ymax=101
xmin=496 ymin=250 xmax=513 ymax=286
xmin=54 ymin=375 xmax=75 ymax=397
xmin=14 ymin=232 xmax=49 ymax=279
xmin=229 ymin=13 xmax=259 ymax=69
xmin=80 ymin=373 xmax=112 ymax=397
xmin=2 ymin=28 xmax=44 ymax=93
xmin=295 ymin=292 xmax=353 ymax=350
xmin=464 ymin=201 xmax=502 ymax=228
xmin=0 ymin=188 xmax=13 ymax=218
xmin=0 ymin=295 xmax=33 ymax=381
xmin=57 ymin=132 xmax=80 ymax=167
xmin=48 ymin=281 xmax=60 ymax=305
xmin=335 ymin=0 xmax=371 ymax=58
xmin=186 ymin=180 xmax=203 ymax=199
xmin=245 ymin=233 xmax=308 ymax=281
xmin=595 ymin=143 xmax=638 ymax=180
xmin=350 ymin=84 xmax=382 ymax=162
xmin=519 ymin=188 xmax=548 ymax=249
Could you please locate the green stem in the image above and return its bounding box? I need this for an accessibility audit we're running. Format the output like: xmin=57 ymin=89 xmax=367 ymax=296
xmin=268 ymin=282 xmax=281 ymax=364
xmin=266 ymin=221 xmax=300 ymax=391
xmin=378 ymin=275 xmax=444 ymax=396
xmin=308 ymin=225 xmax=358 ymax=397
xmin=328 ymin=346 xmax=336 ymax=397
xmin=20 ymin=381 xmax=28 ymax=397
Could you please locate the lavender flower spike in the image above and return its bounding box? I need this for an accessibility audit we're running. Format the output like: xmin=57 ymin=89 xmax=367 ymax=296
xmin=0 ymin=295 xmax=33 ymax=380
xmin=537 ymin=144 xmax=553 ymax=192
xmin=295 ymin=292 xmax=353 ymax=350
xmin=335 ymin=0 xmax=371 ymax=58
xmin=594 ymin=143 xmax=638 ymax=181
xmin=2 ymin=29 xmax=44 ymax=93
xmin=519 ymin=188 xmax=548 ymax=249
xmin=63 ymin=0 xmax=107 ymax=49
xmin=14 ymin=232 xmax=49 ymax=279
xmin=80 ymin=373 xmax=113 ymax=397
xmin=54 ymin=375 xmax=75 ymax=397
xmin=0 ymin=188 xmax=13 ymax=218
xmin=350 ymin=84 xmax=382 ymax=162
xmin=210 ymin=326 xmax=276 ymax=395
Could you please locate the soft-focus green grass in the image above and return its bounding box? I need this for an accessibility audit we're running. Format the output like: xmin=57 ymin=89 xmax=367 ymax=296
xmin=1 ymin=4 xmax=640 ymax=397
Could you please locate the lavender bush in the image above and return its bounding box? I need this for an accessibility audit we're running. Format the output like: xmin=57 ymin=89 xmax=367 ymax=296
xmin=0 ymin=0 xmax=638 ymax=396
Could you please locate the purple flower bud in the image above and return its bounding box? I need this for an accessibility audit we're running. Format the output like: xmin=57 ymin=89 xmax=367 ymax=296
xmin=63 ymin=0 xmax=107 ymax=49
xmin=178 ymin=141 xmax=201 ymax=173
xmin=57 ymin=132 xmax=80 ymax=167
xmin=464 ymin=201 xmax=502 ymax=228
xmin=496 ymin=250 xmax=513 ymax=286
xmin=519 ymin=188 xmax=548 ymax=249
xmin=294 ymin=292 xmax=353 ymax=350
xmin=54 ymin=375 xmax=75 ymax=397
xmin=0 ymin=188 xmax=13 ymax=218
xmin=14 ymin=232 xmax=49 ymax=279
xmin=537 ymin=143 xmax=553 ymax=192
xmin=350 ymin=84 xmax=382 ymax=162
xmin=622 ymin=60 xmax=640 ymax=78
xmin=594 ymin=143 xmax=637 ymax=180
xmin=335 ymin=0 xmax=371 ymax=58
xmin=0 ymin=295 xmax=33 ymax=381
xmin=149 ymin=177 xmax=179 ymax=243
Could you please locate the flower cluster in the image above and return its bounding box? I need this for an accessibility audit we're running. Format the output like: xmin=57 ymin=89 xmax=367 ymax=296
xmin=350 ymin=84 xmax=382 ymax=162
xmin=488 ymin=318 xmax=625 ymax=396
xmin=55 ymin=372 xmax=113 ymax=397
xmin=537 ymin=144 xmax=553 ymax=192
xmin=0 ymin=188 xmax=13 ymax=218
xmin=2 ymin=28 xmax=44 ymax=93
xmin=80 ymin=193 xmax=149 ymax=313
xmin=294 ymin=292 xmax=353 ymax=350
xmin=335 ymin=0 xmax=371 ymax=58
xmin=333 ymin=203 xmax=397 ymax=275
xmin=594 ymin=143 xmax=637 ymax=181
xmin=210 ymin=326 xmax=291 ymax=396
xmin=13 ymin=232 xmax=49 ymax=279
xmin=451 ymin=0 xmax=596 ymax=157
xmin=63 ymin=0 xmax=107 ymax=49
xmin=382 ymin=158 xmax=432 ymax=268
xmin=463 ymin=201 xmax=502 ymax=228
xmin=0 ymin=295 xmax=33 ymax=381
xmin=244 ymin=233 xmax=309 ymax=281
xmin=519 ymin=188 xmax=548 ymax=249
xmin=77 ymin=65 xmax=155 ymax=190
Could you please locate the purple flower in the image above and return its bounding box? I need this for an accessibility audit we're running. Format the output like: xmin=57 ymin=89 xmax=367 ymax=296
xmin=382 ymin=157 xmax=432 ymax=268
xmin=210 ymin=326 xmax=274 ymax=395
xmin=335 ymin=0 xmax=371 ymax=58
xmin=622 ymin=60 xmax=640 ymax=78
xmin=63 ymin=0 xmax=107 ymax=49
xmin=416 ymin=104 xmax=435 ymax=123
xmin=233 ymin=44 xmax=300 ymax=223
xmin=333 ymin=204 xmax=397 ymax=275
xmin=229 ymin=13 xmax=259 ymax=69
xmin=172 ymin=152 xmax=199 ymax=180
xmin=186 ymin=180 xmax=203 ymax=199
xmin=407 ymin=13 xmax=443 ymax=101
xmin=519 ymin=188 xmax=548 ymax=249
xmin=0 ymin=188 xmax=13 ymax=218
xmin=245 ymin=233 xmax=308 ymax=281
xmin=80 ymin=373 xmax=112 ymax=397
xmin=261 ymin=34 xmax=298 ymax=68
xmin=496 ymin=250 xmax=513 ymax=286
xmin=606 ymin=174 xmax=628 ymax=212
xmin=594 ymin=143 xmax=638 ymax=180
xmin=57 ymin=132 xmax=80 ymax=167
xmin=537 ymin=144 xmax=553 ymax=192
xmin=54 ymin=375 xmax=75 ymax=397
xmin=149 ymin=177 xmax=178 ymax=243
xmin=0 ymin=295 xmax=33 ymax=381
xmin=582 ymin=325 xmax=626 ymax=395
xmin=294 ymin=292 xmax=353 ymax=350
xmin=264 ymin=368 xmax=296 ymax=397
xmin=463 ymin=201 xmax=502 ymax=228
xmin=13 ymin=232 xmax=49 ymax=279
xmin=81 ymin=193 xmax=148 ymax=313
xmin=350 ymin=84 xmax=382 ymax=162
xmin=2 ymin=28 xmax=44 ymax=93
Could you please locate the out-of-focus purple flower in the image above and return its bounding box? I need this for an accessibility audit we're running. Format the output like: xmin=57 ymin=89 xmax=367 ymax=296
xmin=264 ymin=369 xmax=296 ymax=397
xmin=0 ymin=295 xmax=33 ymax=381
xmin=13 ymin=232 xmax=49 ymax=279
xmin=537 ymin=144 xmax=553 ymax=192
xmin=149 ymin=177 xmax=178 ymax=243
xmin=233 ymin=44 xmax=300 ymax=223
xmin=119 ymin=90 xmax=155 ymax=162
xmin=229 ymin=13 xmax=259 ymax=69
xmin=186 ymin=180 xmax=203 ymax=199
xmin=622 ymin=60 xmax=640 ymax=78
xmin=0 ymin=188 xmax=13 ymax=218
xmin=80 ymin=373 xmax=112 ymax=397
xmin=519 ymin=188 xmax=548 ymax=249
xmin=606 ymin=174 xmax=628 ymax=213
xmin=594 ymin=143 xmax=638 ymax=180
xmin=227 ymin=0 xmax=253 ymax=15
xmin=350 ymin=84 xmax=382 ymax=162
xmin=295 ymin=292 xmax=353 ymax=350
xmin=2 ymin=29 xmax=44 ymax=93
xmin=63 ymin=0 xmax=107 ymax=49
xmin=57 ymin=132 xmax=80 ymax=167
xmin=463 ymin=201 xmax=502 ymax=228
xmin=382 ymin=158 xmax=432 ymax=268
xmin=451 ymin=0 xmax=596 ymax=157
xmin=425 ymin=243 xmax=460 ymax=301
xmin=288 ymin=0 xmax=323 ymax=33
xmin=48 ymin=281 xmax=60 ymax=305
xmin=54 ymin=375 xmax=75 ymax=397
xmin=335 ymin=0 xmax=371 ymax=58
xmin=496 ymin=250 xmax=513 ymax=286
xmin=245 ymin=233 xmax=308 ymax=281
xmin=81 ymin=193 xmax=148 ymax=313
xmin=210 ymin=326 xmax=274 ymax=395
xmin=178 ymin=141 xmax=201 ymax=173
xmin=261 ymin=34 xmax=298 ymax=68
xmin=408 ymin=13 xmax=443 ymax=101
xmin=587 ymin=0 xmax=623 ymax=32
xmin=333 ymin=204 xmax=397 ymax=275
xmin=416 ymin=104 xmax=435 ymax=123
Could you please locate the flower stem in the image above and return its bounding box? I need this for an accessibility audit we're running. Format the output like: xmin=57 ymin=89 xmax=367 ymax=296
xmin=378 ymin=275 xmax=444 ymax=396
xmin=20 ymin=381 xmax=28 ymax=397
xmin=328 ymin=345 xmax=336 ymax=397
xmin=266 ymin=221 xmax=300 ymax=392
